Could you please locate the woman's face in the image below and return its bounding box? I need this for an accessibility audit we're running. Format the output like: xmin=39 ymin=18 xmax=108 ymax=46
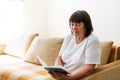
xmin=70 ymin=22 xmax=86 ymax=37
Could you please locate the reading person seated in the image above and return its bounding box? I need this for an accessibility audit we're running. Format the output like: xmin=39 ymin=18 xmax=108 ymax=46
xmin=49 ymin=10 xmax=101 ymax=80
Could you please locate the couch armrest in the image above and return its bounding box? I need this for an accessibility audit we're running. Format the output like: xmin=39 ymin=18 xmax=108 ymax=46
xmin=108 ymin=45 xmax=120 ymax=63
xmin=81 ymin=60 xmax=120 ymax=80
xmin=116 ymin=46 xmax=120 ymax=60
xmin=0 ymin=44 xmax=5 ymax=54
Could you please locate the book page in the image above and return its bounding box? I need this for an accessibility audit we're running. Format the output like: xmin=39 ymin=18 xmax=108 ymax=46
xmin=36 ymin=56 xmax=70 ymax=74
xmin=36 ymin=56 xmax=47 ymax=67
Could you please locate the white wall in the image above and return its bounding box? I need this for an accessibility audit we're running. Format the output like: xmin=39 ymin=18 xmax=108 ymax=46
xmin=23 ymin=0 xmax=49 ymax=37
xmin=48 ymin=0 xmax=120 ymax=45
xmin=1 ymin=0 xmax=119 ymax=45
xmin=15 ymin=0 xmax=120 ymax=45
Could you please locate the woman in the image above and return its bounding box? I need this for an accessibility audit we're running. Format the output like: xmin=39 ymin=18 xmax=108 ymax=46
xmin=49 ymin=10 xmax=101 ymax=80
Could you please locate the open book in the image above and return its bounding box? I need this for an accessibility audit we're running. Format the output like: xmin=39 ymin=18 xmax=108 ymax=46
xmin=37 ymin=56 xmax=69 ymax=74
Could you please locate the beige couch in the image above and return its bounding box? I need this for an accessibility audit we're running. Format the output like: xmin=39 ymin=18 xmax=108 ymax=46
xmin=0 ymin=34 xmax=120 ymax=80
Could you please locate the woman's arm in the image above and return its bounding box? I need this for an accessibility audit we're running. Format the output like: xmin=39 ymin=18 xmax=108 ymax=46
xmin=49 ymin=64 xmax=95 ymax=80
xmin=69 ymin=64 xmax=95 ymax=80
xmin=55 ymin=55 xmax=64 ymax=66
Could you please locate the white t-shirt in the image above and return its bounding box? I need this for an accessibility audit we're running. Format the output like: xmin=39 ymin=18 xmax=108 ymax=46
xmin=59 ymin=33 xmax=101 ymax=73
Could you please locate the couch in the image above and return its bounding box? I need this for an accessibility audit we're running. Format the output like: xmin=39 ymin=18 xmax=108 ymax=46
xmin=0 ymin=33 xmax=120 ymax=80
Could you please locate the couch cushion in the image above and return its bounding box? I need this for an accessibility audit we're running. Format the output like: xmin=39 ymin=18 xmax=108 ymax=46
xmin=4 ymin=33 xmax=38 ymax=58
xmin=99 ymin=41 xmax=113 ymax=66
xmin=0 ymin=62 xmax=55 ymax=80
xmin=24 ymin=37 xmax=63 ymax=66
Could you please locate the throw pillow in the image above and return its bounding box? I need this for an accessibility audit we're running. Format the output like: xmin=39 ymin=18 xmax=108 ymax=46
xmin=24 ymin=37 xmax=64 ymax=66
xmin=4 ymin=33 xmax=38 ymax=58
xmin=99 ymin=41 xmax=113 ymax=66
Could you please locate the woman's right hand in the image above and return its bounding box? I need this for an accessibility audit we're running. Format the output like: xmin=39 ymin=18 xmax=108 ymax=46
xmin=48 ymin=71 xmax=73 ymax=80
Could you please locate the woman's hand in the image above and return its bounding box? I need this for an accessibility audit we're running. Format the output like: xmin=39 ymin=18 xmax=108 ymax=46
xmin=49 ymin=71 xmax=72 ymax=80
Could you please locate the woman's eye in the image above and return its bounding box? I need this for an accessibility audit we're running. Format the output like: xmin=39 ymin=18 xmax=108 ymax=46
xmin=71 ymin=23 xmax=81 ymax=26
xmin=76 ymin=24 xmax=81 ymax=26
xmin=71 ymin=24 xmax=74 ymax=26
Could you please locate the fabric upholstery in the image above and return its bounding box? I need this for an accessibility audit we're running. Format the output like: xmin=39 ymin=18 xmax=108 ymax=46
xmin=81 ymin=60 xmax=120 ymax=80
xmin=0 ymin=62 xmax=55 ymax=80
xmin=24 ymin=37 xmax=63 ymax=66
xmin=108 ymin=45 xmax=117 ymax=63
xmin=116 ymin=47 xmax=120 ymax=60
xmin=4 ymin=33 xmax=38 ymax=58
xmin=99 ymin=41 xmax=113 ymax=66
xmin=24 ymin=34 xmax=39 ymax=53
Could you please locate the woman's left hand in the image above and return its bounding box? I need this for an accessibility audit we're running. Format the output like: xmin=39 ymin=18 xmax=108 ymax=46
xmin=49 ymin=71 xmax=72 ymax=80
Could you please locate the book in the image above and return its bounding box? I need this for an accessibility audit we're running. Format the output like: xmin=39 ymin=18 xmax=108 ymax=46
xmin=36 ymin=56 xmax=69 ymax=74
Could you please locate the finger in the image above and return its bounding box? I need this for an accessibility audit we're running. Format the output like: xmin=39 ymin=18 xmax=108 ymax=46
xmin=48 ymin=71 xmax=59 ymax=79
xmin=48 ymin=71 xmax=52 ymax=74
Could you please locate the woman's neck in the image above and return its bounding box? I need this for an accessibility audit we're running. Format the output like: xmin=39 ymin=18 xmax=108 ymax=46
xmin=75 ymin=35 xmax=85 ymax=44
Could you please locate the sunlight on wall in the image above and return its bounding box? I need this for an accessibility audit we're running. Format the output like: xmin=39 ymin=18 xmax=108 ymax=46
xmin=0 ymin=0 xmax=23 ymax=43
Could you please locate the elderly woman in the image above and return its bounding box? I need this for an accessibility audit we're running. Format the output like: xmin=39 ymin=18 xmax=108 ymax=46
xmin=49 ymin=10 xmax=101 ymax=80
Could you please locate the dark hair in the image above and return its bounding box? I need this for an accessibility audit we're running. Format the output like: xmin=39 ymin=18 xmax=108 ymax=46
xmin=69 ymin=10 xmax=93 ymax=37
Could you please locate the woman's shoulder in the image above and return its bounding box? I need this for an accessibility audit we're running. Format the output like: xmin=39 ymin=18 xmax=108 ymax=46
xmin=86 ymin=33 xmax=100 ymax=45
xmin=87 ymin=33 xmax=99 ymax=41
xmin=85 ymin=33 xmax=100 ymax=47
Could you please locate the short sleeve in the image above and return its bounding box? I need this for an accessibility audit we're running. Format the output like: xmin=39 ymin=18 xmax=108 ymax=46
xmin=85 ymin=39 xmax=101 ymax=64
